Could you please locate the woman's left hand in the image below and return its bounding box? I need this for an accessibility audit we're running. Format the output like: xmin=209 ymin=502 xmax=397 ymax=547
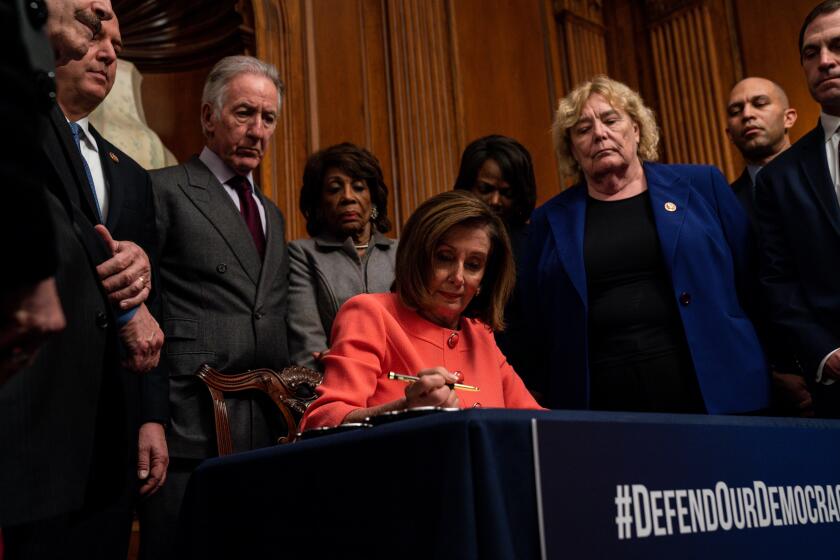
xmin=404 ymin=367 xmax=461 ymax=408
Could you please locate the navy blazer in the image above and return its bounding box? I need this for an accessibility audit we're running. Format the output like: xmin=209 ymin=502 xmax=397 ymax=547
xmin=520 ymin=162 xmax=770 ymax=413
xmin=755 ymin=123 xmax=840 ymax=397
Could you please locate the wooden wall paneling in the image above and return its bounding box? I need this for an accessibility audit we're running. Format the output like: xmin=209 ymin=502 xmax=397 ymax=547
xmin=675 ymin=15 xmax=705 ymax=161
xmin=652 ymin=23 xmax=687 ymax=163
xmin=302 ymin=0 xmax=398 ymax=236
xmin=700 ymin=3 xmax=737 ymax=177
xmin=555 ymin=4 xmax=609 ymax=89
xmin=603 ymin=0 xmax=647 ymax=93
xmin=646 ymin=1 xmax=736 ymax=179
xmin=451 ymin=0 xmax=562 ymax=203
xmin=362 ymin=0 xmax=399 ymax=232
xmin=251 ymin=0 xmax=309 ymax=240
xmin=140 ymin=67 xmax=212 ymax=165
xmin=733 ymin=0 xmax=817 ymax=144
xmin=541 ymin=0 xmax=566 ymax=108
xmin=309 ymin=0 xmax=366 ymax=149
xmin=385 ymin=0 xmax=460 ymax=228
xmin=694 ymin=7 xmax=728 ymax=167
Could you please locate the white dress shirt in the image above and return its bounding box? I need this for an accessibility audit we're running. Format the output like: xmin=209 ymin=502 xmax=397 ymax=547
xmin=199 ymin=147 xmax=266 ymax=233
xmin=71 ymin=117 xmax=109 ymax=221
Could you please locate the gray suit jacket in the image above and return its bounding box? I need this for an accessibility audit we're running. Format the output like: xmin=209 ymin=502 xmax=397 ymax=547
xmin=287 ymin=231 xmax=396 ymax=369
xmin=151 ymin=156 xmax=290 ymax=459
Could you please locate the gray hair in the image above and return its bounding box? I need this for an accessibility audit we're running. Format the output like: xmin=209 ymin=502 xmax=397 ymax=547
xmin=200 ymin=55 xmax=285 ymax=135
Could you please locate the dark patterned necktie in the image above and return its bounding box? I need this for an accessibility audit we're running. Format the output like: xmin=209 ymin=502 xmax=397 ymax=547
xmin=228 ymin=175 xmax=266 ymax=259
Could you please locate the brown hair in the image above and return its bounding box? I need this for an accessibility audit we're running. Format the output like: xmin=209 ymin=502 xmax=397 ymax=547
xmin=395 ymin=191 xmax=514 ymax=331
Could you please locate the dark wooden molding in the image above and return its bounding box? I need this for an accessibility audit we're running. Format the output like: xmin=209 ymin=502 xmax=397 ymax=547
xmin=114 ymin=0 xmax=249 ymax=72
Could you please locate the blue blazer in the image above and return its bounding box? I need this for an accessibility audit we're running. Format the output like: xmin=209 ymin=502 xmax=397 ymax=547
xmin=520 ymin=162 xmax=770 ymax=413
xmin=755 ymin=124 xmax=840 ymax=413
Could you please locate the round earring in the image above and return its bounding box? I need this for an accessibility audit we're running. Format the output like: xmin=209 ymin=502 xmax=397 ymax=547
xmin=370 ymin=206 xmax=379 ymax=221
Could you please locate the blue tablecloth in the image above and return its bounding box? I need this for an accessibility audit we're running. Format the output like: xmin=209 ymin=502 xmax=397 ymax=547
xmin=177 ymin=409 xmax=840 ymax=559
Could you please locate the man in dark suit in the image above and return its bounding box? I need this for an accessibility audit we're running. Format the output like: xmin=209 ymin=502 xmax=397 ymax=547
xmin=724 ymin=77 xmax=811 ymax=416
xmin=51 ymin=7 xmax=168 ymax=551
xmin=755 ymin=0 xmax=840 ymax=418
xmin=140 ymin=55 xmax=290 ymax=559
xmin=0 ymin=5 xmax=167 ymax=558
xmin=0 ymin=0 xmax=113 ymax=383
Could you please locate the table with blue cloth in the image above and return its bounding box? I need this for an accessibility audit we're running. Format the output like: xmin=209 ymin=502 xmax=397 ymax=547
xmin=178 ymin=409 xmax=840 ymax=559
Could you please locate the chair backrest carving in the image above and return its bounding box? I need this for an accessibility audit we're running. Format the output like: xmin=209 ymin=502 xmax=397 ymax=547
xmin=196 ymin=364 xmax=322 ymax=455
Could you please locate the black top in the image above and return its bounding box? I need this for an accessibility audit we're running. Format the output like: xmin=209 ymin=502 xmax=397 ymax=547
xmin=584 ymin=191 xmax=687 ymax=367
xmin=583 ymin=191 xmax=704 ymax=413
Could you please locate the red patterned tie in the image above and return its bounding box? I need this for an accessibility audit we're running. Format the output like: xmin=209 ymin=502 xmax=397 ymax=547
xmin=229 ymin=175 xmax=266 ymax=259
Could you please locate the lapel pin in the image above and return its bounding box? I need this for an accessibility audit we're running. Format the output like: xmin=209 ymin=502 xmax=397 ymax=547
xmin=109 ymin=151 xmax=119 ymax=163
xmin=664 ymin=201 xmax=677 ymax=212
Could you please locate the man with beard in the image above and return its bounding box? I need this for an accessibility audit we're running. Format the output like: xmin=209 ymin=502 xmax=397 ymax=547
xmin=725 ymin=77 xmax=810 ymax=416
xmin=726 ymin=77 xmax=798 ymax=223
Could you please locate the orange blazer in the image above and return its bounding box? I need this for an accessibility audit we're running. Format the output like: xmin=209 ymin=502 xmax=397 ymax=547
xmin=300 ymin=292 xmax=541 ymax=430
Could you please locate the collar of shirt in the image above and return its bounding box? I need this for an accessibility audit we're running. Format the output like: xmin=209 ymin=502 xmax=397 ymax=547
xmin=66 ymin=115 xmax=108 ymax=220
xmin=199 ymin=146 xmax=255 ymax=192
xmin=746 ymin=164 xmax=762 ymax=185
xmin=199 ymin=146 xmax=267 ymax=233
xmin=66 ymin=116 xmax=100 ymax=153
xmin=821 ymin=112 xmax=840 ymax=143
xmin=821 ymin=112 xmax=840 ymax=192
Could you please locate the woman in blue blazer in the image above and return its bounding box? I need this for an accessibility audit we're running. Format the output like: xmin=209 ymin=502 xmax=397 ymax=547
xmin=520 ymin=76 xmax=769 ymax=414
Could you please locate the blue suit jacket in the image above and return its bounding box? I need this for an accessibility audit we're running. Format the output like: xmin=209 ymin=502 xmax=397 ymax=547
xmin=755 ymin=123 xmax=840 ymax=414
xmin=520 ymin=162 xmax=769 ymax=413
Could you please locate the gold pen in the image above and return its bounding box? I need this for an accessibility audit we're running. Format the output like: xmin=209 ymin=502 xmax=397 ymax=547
xmin=388 ymin=371 xmax=480 ymax=392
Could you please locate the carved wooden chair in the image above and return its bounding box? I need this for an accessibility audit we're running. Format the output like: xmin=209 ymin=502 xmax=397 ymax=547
xmin=195 ymin=364 xmax=322 ymax=455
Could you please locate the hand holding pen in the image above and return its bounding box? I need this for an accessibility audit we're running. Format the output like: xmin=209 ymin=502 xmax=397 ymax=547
xmin=399 ymin=367 xmax=464 ymax=409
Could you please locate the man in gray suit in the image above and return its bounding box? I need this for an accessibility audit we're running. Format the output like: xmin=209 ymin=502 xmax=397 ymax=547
xmin=140 ymin=55 xmax=290 ymax=559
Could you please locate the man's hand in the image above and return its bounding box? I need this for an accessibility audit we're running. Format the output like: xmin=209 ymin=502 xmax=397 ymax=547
xmin=119 ymin=304 xmax=163 ymax=373
xmin=44 ymin=0 xmax=114 ymax=66
xmin=95 ymin=225 xmax=151 ymax=310
xmin=771 ymin=371 xmax=814 ymax=417
xmin=0 ymin=277 xmax=66 ymax=385
xmin=137 ymin=422 xmax=168 ymax=497
xmin=822 ymin=350 xmax=840 ymax=382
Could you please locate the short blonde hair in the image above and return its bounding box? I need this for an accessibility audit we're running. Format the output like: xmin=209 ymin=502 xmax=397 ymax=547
xmin=395 ymin=191 xmax=514 ymax=331
xmin=551 ymin=75 xmax=660 ymax=183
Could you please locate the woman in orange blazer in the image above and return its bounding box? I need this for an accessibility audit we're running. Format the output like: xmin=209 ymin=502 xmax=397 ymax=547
xmin=300 ymin=191 xmax=541 ymax=430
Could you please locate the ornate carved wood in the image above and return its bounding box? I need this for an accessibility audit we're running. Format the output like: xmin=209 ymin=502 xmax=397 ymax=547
xmin=553 ymin=0 xmax=609 ymax=90
xmin=251 ymin=0 xmax=309 ymax=240
xmin=384 ymin=0 xmax=462 ymax=226
xmin=113 ymin=0 xmax=248 ymax=72
xmin=647 ymin=1 xmax=736 ymax=178
xmin=196 ymin=364 xmax=322 ymax=455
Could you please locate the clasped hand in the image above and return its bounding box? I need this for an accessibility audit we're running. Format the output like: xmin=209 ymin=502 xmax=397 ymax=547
xmin=95 ymin=226 xmax=163 ymax=373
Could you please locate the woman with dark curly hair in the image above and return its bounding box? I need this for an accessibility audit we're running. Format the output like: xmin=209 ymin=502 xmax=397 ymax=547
xmin=288 ymin=142 xmax=397 ymax=370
